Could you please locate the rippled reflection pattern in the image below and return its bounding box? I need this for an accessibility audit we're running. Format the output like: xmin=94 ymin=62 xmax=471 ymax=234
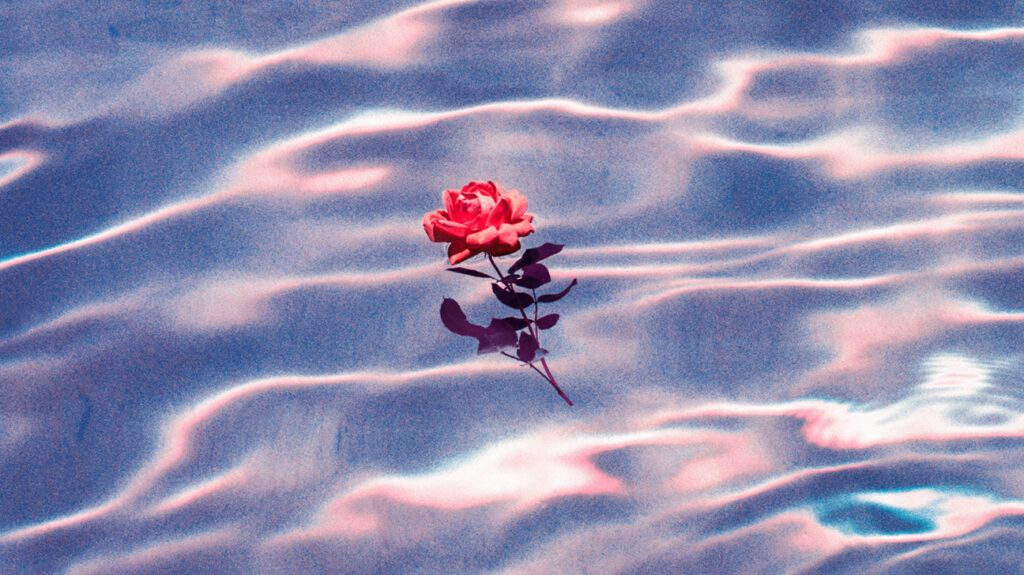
xmin=3 ymin=2 xmax=1024 ymax=573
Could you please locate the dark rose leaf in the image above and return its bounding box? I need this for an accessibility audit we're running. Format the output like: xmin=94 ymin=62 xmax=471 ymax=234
xmin=440 ymin=299 xmax=517 ymax=354
xmin=439 ymin=298 xmax=485 ymax=337
xmin=517 ymin=332 xmax=539 ymax=362
xmin=446 ymin=267 xmax=494 ymax=280
xmin=535 ymin=313 xmax=559 ymax=329
xmin=477 ymin=318 xmax=518 ymax=354
xmin=500 ymin=316 xmax=532 ymax=331
xmin=509 ymin=243 xmax=564 ymax=274
xmin=513 ymin=263 xmax=550 ymax=289
xmin=491 ymin=283 xmax=533 ymax=309
xmin=537 ymin=278 xmax=578 ymax=303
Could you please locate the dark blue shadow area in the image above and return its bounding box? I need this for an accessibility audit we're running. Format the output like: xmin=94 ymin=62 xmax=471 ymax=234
xmin=619 ymin=523 xmax=799 ymax=575
xmin=747 ymin=68 xmax=839 ymax=102
xmin=961 ymin=265 xmax=1024 ymax=310
xmin=0 ymin=204 xmax=259 ymax=335
xmin=688 ymin=154 xmax=841 ymax=232
xmin=481 ymin=496 xmax=635 ymax=571
xmin=799 ymin=242 xmax=935 ymax=278
xmin=0 ymin=119 xmax=48 ymax=152
xmin=879 ymin=0 xmax=1024 ymax=26
xmin=0 ymin=1 xmax=417 ymax=56
xmin=885 ymin=160 xmax=1024 ymax=191
xmin=570 ymin=1 xmax=867 ymax=108
xmin=877 ymin=523 xmax=1024 ymax=575
xmin=0 ymin=60 xmax=548 ymax=259
xmin=647 ymin=289 xmax=849 ymax=395
xmin=0 ymin=332 xmax=250 ymax=529
xmin=718 ymin=115 xmax=838 ymax=147
xmin=929 ymin=323 xmax=1024 ymax=367
xmin=343 ymin=371 xmax=567 ymax=473
xmin=593 ymin=444 xmax=694 ymax=487
xmin=872 ymin=43 xmax=1024 ymax=142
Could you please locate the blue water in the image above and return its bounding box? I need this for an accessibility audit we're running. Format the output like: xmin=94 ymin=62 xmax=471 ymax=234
xmin=3 ymin=2 xmax=1024 ymax=573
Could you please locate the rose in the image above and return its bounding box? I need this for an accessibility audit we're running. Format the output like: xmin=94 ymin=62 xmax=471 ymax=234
xmin=423 ymin=180 xmax=576 ymax=405
xmin=422 ymin=181 xmax=535 ymax=264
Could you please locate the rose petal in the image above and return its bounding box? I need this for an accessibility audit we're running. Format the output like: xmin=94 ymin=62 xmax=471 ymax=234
xmin=463 ymin=181 xmax=499 ymax=200
xmin=513 ymin=218 xmax=534 ymax=236
xmin=452 ymin=194 xmax=480 ymax=224
xmin=496 ymin=223 xmax=520 ymax=249
xmin=422 ymin=211 xmax=442 ymax=242
xmin=424 ymin=211 xmax=469 ymax=242
xmin=488 ymin=240 xmax=520 ymax=257
xmin=448 ymin=239 xmax=474 ymax=264
xmin=505 ymin=189 xmax=529 ymax=220
xmin=442 ymin=189 xmax=460 ymax=217
xmin=466 ymin=226 xmax=499 ymax=250
xmin=477 ymin=194 xmax=496 ymax=216
xmin=433 ymin=218 xmax=469 ymax=240
xmin=468 ymin=199 xmax=495 ymax=232
xmin=486 ymin=197 xmax=512 ymax=228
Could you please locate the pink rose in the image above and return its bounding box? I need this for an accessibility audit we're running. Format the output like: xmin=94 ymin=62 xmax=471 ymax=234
xmin=423 ymin=181 xmax=535 ymax=264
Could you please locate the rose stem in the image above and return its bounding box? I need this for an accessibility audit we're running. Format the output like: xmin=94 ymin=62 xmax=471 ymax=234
xmin=488 ymin=255 xmax=573 ymax=406
xmin=532 ymin=288 xmax=539 ymax=326
xmin=531 ymin=289 xmax=573 ymax=406
xmin=501 ymin=352 xmax=554 ymax=382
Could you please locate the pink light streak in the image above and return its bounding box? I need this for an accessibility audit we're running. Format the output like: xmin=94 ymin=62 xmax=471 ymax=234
xmin=554 ymin=0 xmax=640 ymax=27
xmin=630 ymin=274 xmax=906 ymax=310
xmin=153 ymin=361 xmax=513 ymax=483
xmin=166 ymin=262 xmax=436 ymax=331
xmin=0 ymin=288 xmax=155 ymax=348
xmin=703 ymin=26 xmax=1024 ymax=119
xmin=723 ymin=125 xmax=1024 ymax=178
xmin=566 ymin=207 xmax=1024 ymax=318
xmin=669 ymin=432 xmax=773 ymax=493
xmin=931 ymin=191 xmax=1024 ymax=205
xmin=117 ymin=0 xmax=481 ymax=117
xmin=0 ymin=360 xmax=509 ymax=544
xmin=26 ymin=23 xmax=1021 ymax=276
xmin=808 ymin=290 xmax=975 ymax=376
xmin=787 ymin=209 xmax=1024 ymax=252
xmin=0 ymin=491 xmax=138 ymax=545
xmin=653 ymin=355 xmax=1024 ymax=451
xmin=564 ymin=236 xmax=777 ymax=257
xmin=549 ymin=206 xmax=1024 ymax=315
xmin=147 ymin=463 xmax=252 ymax=516
xmin=65 ymin=526 xmax=241 ymax=575
xmin=328 ymin=430 xmax=630 ymax=513
xmin=0 ymin=146 xmax=389 ymax=274
xmin=808 ymin=291 xmax=1024 ymax=378
xmin=114 ymin=8 xmax=1024 ymax=126
xmin=0 ymin=150 xmax=44 ymax=189
xmin=0 ymin=191 xmax=227 ymax=273
xmin=874 ymin=527 xmax=1018 ymax=571
xmin=282 ymin=426 xmax=722 ymax=542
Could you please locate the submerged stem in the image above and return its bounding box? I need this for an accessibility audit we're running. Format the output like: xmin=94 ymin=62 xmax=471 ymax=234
xmin=488 ymin=254 xmax=572 ymax=406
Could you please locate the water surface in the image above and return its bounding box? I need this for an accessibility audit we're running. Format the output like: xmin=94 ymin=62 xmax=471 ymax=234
xmin=3 ymin=2 xmax=1024 ymax=573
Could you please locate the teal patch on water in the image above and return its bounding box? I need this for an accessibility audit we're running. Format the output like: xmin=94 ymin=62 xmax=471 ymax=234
xmin=815 ymin=492 xmax=938 ymax=536
xmin=812 ymin=487 xmax=1002 ymax=538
